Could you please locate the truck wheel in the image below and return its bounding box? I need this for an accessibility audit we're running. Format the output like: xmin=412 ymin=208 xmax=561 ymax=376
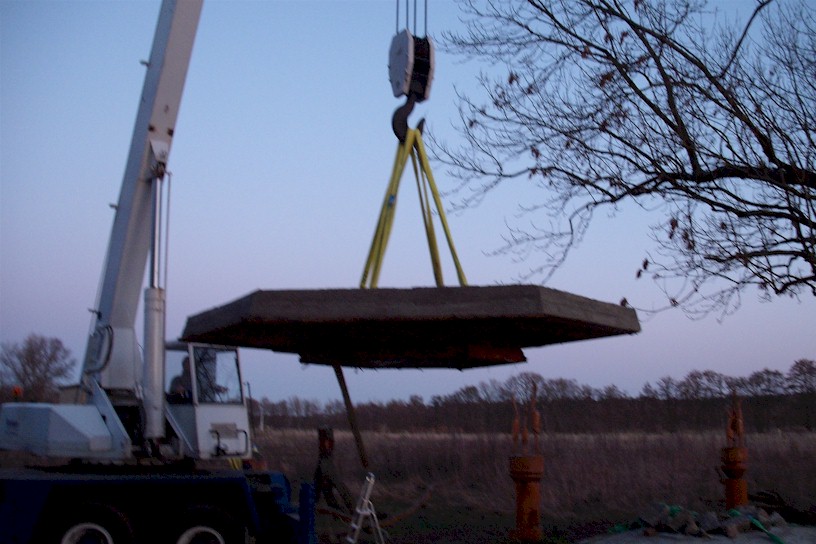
xmin=60 ymin=522 xmax=113 ymax=544
xmin=173 ymin=508 xmax=246 ymax=544
xmin=51 ymin=503 xmax=133 ymax=544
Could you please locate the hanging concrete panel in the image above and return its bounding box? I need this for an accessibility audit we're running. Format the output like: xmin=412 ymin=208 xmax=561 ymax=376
xmin=181 ymin=285 xmax=640 ymax=369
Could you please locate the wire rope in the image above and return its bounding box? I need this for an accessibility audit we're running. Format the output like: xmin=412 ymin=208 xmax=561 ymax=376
xmin=395 ymin=0 xmax=429 ymax=35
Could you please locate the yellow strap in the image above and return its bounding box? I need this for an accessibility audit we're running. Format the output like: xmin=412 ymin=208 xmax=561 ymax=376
xmin=414 ymin=133 xmax=467 ymax=286
xmin=414 ymin=152 xmax=443 ymax=286
xmin=360 ymin=130 xmax=415 ymax=288
xmin=361 ymin=128 xmax=467 ymax=288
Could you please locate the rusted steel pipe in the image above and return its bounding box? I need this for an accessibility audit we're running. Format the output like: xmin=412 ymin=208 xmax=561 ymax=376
xmin=508 ymin=383 xmax=544 ymax=540
xmin=722 ymin=446 xmax=748 ymax=509
xmin=509 ymin=455 xmax=544 ymax=541
xmin=722 ymin=392 xmax=748 ymax=509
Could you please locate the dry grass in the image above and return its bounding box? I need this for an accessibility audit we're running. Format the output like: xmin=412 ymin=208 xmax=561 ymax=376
xmin=255 ymin=428 xmax=816 ymax=542
xmin=3 ymin=428 xmax=811 ymax=541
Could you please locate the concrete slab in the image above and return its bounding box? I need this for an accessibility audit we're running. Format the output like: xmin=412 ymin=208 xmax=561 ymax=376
xmin=181 ymin=285 xmax=640 ymax=369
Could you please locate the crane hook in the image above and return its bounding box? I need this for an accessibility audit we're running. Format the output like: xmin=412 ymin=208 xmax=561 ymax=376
xmin=392 ymin=95 xmax=417 ymax=142
xmin=388 ymin=29 xmax=434 ymax=142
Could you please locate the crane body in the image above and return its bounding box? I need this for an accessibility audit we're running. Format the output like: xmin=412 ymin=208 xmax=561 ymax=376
xmin=0 ymin=2 xmax=312 ymax=542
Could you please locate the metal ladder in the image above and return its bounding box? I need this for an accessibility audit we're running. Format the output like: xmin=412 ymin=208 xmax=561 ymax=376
xmin=345 ymin=472 xmax=385 ymax=544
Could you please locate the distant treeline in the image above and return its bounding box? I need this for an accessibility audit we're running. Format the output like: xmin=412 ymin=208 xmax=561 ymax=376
xmin=253 ymin=359 xmax=816 ymax=433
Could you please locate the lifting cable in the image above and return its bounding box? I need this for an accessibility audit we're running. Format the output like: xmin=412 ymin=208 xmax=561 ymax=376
xmin=395 ymin=0 xmax=428 ymax=35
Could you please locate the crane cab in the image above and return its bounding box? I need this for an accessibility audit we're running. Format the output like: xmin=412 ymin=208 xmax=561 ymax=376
xmin=163 ymin=342 xmax=251 ymax=461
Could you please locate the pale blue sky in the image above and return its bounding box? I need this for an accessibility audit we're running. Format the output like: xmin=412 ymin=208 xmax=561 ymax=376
xmin=1 ymin=0 xmax=813 ymax=404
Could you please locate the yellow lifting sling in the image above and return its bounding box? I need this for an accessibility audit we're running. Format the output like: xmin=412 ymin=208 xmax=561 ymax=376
xmin=360 ymin=126 xmax=467 ymax=288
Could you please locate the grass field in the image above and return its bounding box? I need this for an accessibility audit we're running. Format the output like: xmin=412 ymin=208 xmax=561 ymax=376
xmin=2 ymin=428 xmax=811 ymax=542
xmin=255 ymin=428 xmax=816 ymax=543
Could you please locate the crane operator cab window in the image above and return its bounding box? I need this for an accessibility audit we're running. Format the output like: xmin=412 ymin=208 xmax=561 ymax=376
xmin=166 ymin=345 xmax=243 ymax=404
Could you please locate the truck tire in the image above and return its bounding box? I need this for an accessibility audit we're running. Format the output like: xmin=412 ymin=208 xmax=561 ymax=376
xmin=49 ymin=502 xmax=133 ymax=544
xmin=172 ymin=507 xmax=246 ymax=544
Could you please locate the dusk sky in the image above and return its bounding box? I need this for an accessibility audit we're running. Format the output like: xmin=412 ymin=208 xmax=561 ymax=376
xmin=1 ymin=0 xmax=813 ymax=405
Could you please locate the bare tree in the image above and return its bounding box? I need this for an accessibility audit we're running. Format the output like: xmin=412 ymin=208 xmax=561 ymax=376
xmin=639 ymin=381 xmax=659 ymax=399
xmin=0 ymin=334 xmax=76 ymax=402
xmin=677 ymin=369 xmax=731 ymax=398
xmin=449 ymin=384 xmax=483 ymax=403
xmin=476 ymin=378 xmax=509 ymax=402
xmin=740 ymin=367 xmax=788 ymax=396
xmin=786 ymin=358 xmax=816 ymax=394
xmin=598 ymin=384 xmax=629 ymax=400
xmin=654 ymin=376 xmax=680 ymax=399
xmin=504 ymin=371 xmax=546 ymax=403
xmin=435 ymin=0 xmax=815 ymax=317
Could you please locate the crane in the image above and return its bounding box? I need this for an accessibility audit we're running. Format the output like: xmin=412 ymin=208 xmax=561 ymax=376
xmin=0 ymin=2 xmax=311 ymax=542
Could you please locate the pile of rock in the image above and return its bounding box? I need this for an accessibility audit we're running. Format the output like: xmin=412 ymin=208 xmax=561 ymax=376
xmin=632 ymin=503 xmax=788 ymax=539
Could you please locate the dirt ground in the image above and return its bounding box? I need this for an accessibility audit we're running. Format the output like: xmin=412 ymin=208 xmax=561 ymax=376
xmin=579 ymin=525 xmax=816 ymax=544
xmin=313 ymin=492 xmax=816 ymax=544
xmin=314 ymin=493 xmax=638 ymax=544
xmin=321 ymin=515 xmax=816 ymax=544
